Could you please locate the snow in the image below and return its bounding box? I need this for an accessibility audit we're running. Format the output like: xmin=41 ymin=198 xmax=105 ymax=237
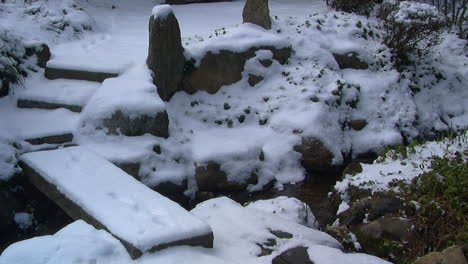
xmin=0 ymin=196 xmax=392 ymax=264
xmin=186 ymin=23 xmax=291 ymax=65
xmin=245 ymin=196 xmax=319 ymax=229
xmin=152 ymin=5 xmax=173 ymax=19
xmin=0 ymin=133 xmax=19 ymax=181
xmin=393 ymin=1 xmax=441 ymax=25
xmin=16 ymin=71 xmax=100 ymax=106
xmin=0 ymin=99 xmax=79 ymax=140
xmin=0 ymin=0 xmax=467 ymax=261
xmin=334 ymin=133 xmax=468 ymax=211
xmin=13 ymin=212 xmax=34 ymax=230
xmin=79 ymin=63 xmax=166 ymax=133
xmin=19 ymin=146 xmax=212 ymax=252
xmin=0 ymin=220 xmax=131 ymax=264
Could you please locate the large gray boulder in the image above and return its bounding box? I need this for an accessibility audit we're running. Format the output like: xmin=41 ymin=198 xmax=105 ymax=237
xmin=293 ymin=137 xmax=336 ymax=173
xmin=146 ymin=6 xmax=185 ymax=101
xmin=102 ymin=110 xmax=169 ymax=138
xmin=195 ymin=161 xmax=256 ymax=192
xmin=183 ymin=47 xmax=291 ymax=94
xmin=242 ymin=0 xmax=272 ymax=30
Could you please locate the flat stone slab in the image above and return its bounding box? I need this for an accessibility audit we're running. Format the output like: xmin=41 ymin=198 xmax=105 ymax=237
xmin=0 ymin=107 xmax=79 ymax=142
xmin=17 ymin=99 xmax=83 ymax=113
xmin=17 ymin=76 xmax=100 ymax=112
xmin=19 ymin=147 xmax=213 ymax=259
xmin=25 ymin=133 xmax=74 ymax=145
xmin=45 ymin=66 xmax=119 ymax=82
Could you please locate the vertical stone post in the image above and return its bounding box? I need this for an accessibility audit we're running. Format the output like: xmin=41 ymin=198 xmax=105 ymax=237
xmin=242 ymin=0 xmax=272 ymax=30
xmin=146 ymin=5 xmax=185 ymax=101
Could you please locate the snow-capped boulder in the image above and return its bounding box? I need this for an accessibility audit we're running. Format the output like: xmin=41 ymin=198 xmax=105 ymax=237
xmin=80 ymin=64 xmax=169 ymax=138
xmin=333 ymin=52 xmax=369 ymax=70
xmin=184 ymin=46 xmax=291 ymax=94
xmin=147 ymin=5 xmax=185 ymax=102
xmin=24 ymin=42 xmax=50 ymax=68
xmin=293 ymin=137 xmax=337 ymax=174
xmin=242 ymin=0 xmax=271 ymax=30
xmin=195 ymin=161 xmax=256 ymax=192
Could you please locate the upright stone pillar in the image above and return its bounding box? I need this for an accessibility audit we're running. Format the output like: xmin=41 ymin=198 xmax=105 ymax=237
xmin=242 ymin=0 xmax=272 ymax=30
xmin=146 ymin=5 xmax=185 ymax=101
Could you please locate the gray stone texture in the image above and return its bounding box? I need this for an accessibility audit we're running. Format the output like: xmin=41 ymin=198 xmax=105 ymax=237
xmin=146 ymin=11 xmax=185 ymax=101
xmin=242 ymin=0 xmax=272 ymax=29
xmin=44 ymin=66 xmax=118 ymax=82
xmin=293 ymin=137 xmax=335 ymax=173
xmin=102 ymin=110 xmax=169 ymax=138
xmin=184 ymin=47 xmax=291 ymax=94
xmin=333 ymin=52 xmax=369 ymax=70
xmin=195 ymin=161 xmax=256 ymax=192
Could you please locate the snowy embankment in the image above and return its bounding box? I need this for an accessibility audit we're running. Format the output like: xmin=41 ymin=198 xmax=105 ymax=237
xmin=334 ymin=132 xmax=468 ymax=214
xmin=0 ymin=196 xmax=391 ymax=264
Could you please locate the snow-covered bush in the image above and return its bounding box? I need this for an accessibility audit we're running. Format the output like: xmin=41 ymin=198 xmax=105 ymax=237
xmin=0 ymin=136 xmax=20 ymax=181
xmin=377 ymin=1 xmax=446 ymax=64
xmin=326 ymin=0 xmax=379 ymax=15
xmin=23 ymin=0 xmax=95 ymax=36
xmin=0 ymin=27 xmax=26 ymax=97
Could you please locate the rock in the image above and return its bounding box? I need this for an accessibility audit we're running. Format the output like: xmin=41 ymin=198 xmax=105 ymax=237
xmin=25 ymin=43 xmax=51 ymax=68
xmin=195 ymin=162 xmax=255 ymax=192
xmin=348 ymin=119 xmax=367 ymax=131
xmin=272 ymin=246 xmax=314 ymax=264
xmin=414 ymin=246 xmax=468 ymax=264
xmin=342 ymin=161 xmax=363 ymax=178
xmin=338 ymin=198 xmax=370 ymax=226
xmin=269 ymin=229 xmax=293 ymax=239
xmin=184 ymin=46 xmax=291 ymax=94
xmin=146 ymin=7 xmax=185 ymax=101
xmin=242 ymin=0 xmax=271 ymax=30
xmin=347 ymin=185 xmax=372 ymax=201
xmin=114 ymin=162 xmax=140 ymax=179
xmin=368 ymin=193 xmax=402 ymax=220
xmin=166 ymin=0 xmax=232 ymax=4
xmin=358 ymin=217 xmax=411 ymax=241
xmin=293 ymin=137 xmax=335 ymax=173
xmin=102 ymin=110 xmax=169 ymax=138
xmin=153 ymin=180 xmax=190 ymax=206
xmin=415 ymin=252 xmax=444 ymax=264
xmin=333 ymin=52 xmax=369 ymax=70
xmin=325 ymin=225 xmax=360 ymax=251
xmin=248 ymin=74 xmax=264 ymax=87
xmin=259 ymin=59 xmax=273 ymax=67
xmin=0 ymin=83 xmax=9 ymax=98
xmin=442 ymin=246 xmax=468 ymax=264
xmin=44 ymin=66 xmax=118 ymax=82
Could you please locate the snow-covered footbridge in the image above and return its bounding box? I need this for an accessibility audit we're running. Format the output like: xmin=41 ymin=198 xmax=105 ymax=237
xmin=19 ymin=147 xmax=214 ymax=259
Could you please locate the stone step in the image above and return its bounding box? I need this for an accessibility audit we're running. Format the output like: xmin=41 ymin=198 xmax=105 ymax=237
xmin=25 ymin=133 xmax=74 ymax=145
xmin=17 ymin=75 xmax=101 ymax=112
xmin=17 ymin=99 xmax=82 ymax=113
xmin=19 ymin=147 xmax=214 ymax=259
xmin=44 ymin=66 xmax=118 ymax=82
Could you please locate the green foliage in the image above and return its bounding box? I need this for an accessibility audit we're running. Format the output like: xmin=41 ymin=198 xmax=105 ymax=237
xmin=401 ymin=153 xmax=467 ymax=260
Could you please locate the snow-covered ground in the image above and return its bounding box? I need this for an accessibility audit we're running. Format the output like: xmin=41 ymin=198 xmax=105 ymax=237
xmin=0 ymin=196 xmax=391 ymax=264
xmin=0 ymin=0 xmax=467 ymax=262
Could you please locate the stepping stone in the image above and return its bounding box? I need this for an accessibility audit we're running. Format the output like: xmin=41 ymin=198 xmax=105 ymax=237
xmin=25 ymin=133 xmax=74 ymax=145
xmin=45 ymin=64 xmax=119 ymax=82
xmin=17 ymin=76 xmax=100 ymax=113
xmin=0 ymin=107 xmax=79 ymax=144
xmin=19 ymin=147 xmax=214 ymax=259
